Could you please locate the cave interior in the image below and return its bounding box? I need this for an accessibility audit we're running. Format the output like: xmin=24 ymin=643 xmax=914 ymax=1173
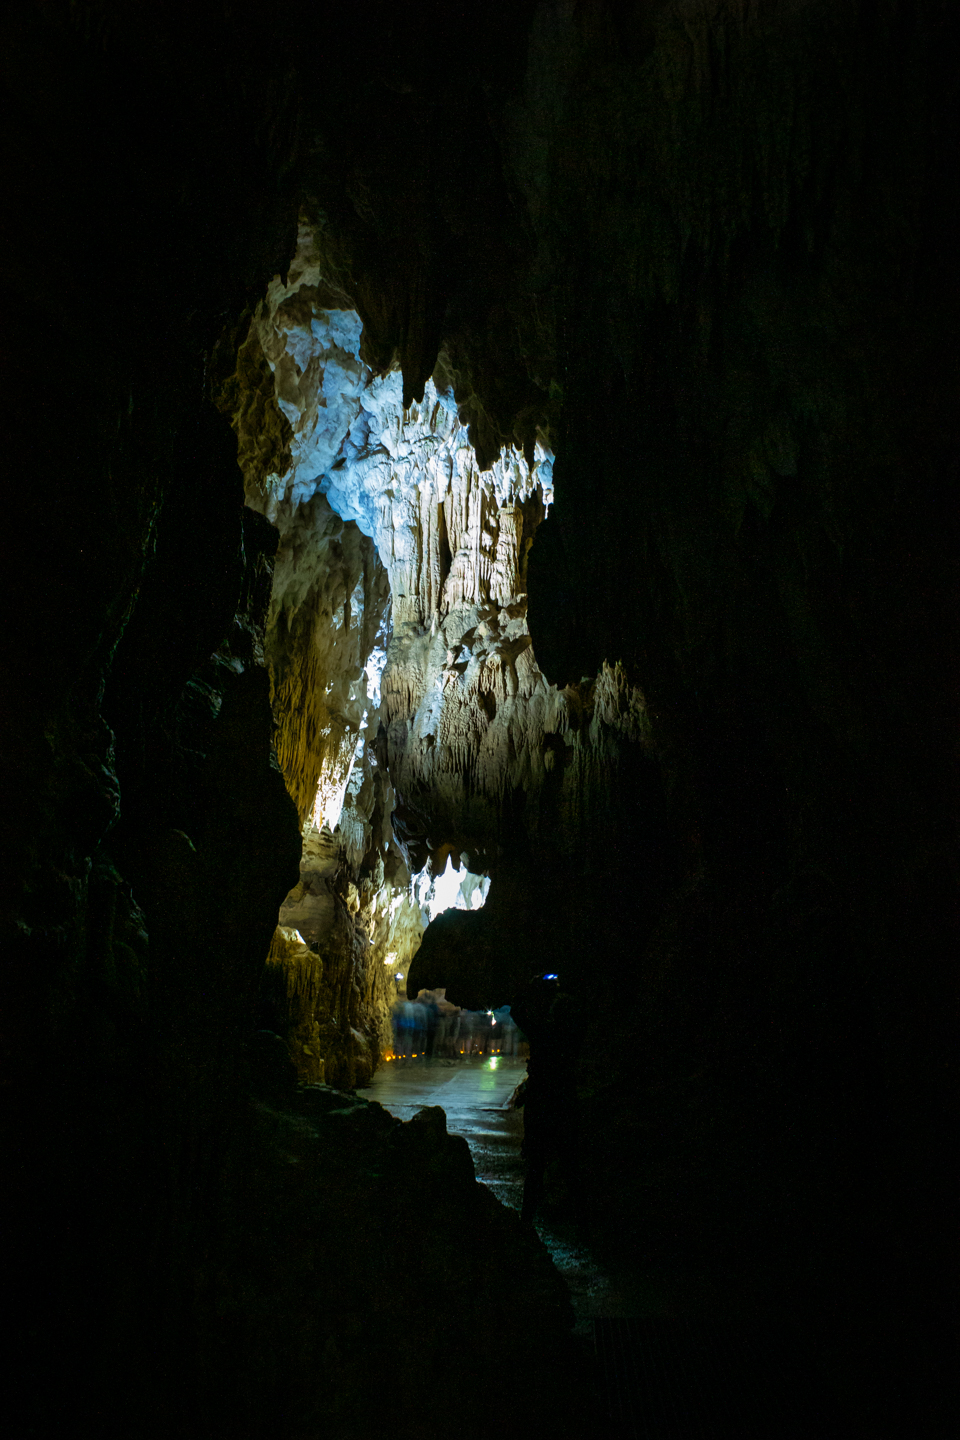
xmin=1 ymin=3 xmax=957 ymax=1437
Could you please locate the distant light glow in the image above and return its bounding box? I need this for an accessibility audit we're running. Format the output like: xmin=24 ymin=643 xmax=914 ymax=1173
xmin=395 ymin=973 xmax=404 ymax=981
xmin=488 ymin=1057 xmax=499 ymax=1071
xmin=542 ymin=973 xmax=559 ymax=980
xmin=413 ymin=854 xmax=490 ymax=923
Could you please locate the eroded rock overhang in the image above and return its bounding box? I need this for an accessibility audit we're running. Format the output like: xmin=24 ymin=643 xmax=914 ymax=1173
xmin=223 ymin=219 xmax=651 ymax=1071
xmin=234 ymin=221 xmax=565 ymax=870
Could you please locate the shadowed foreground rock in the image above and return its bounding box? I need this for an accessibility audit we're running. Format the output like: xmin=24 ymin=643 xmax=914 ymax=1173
xmin=193 ymin=1086 xmax=581 ymax=1440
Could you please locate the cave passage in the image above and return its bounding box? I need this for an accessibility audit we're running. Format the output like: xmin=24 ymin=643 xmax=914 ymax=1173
xmin=250 ymin=270 xmax=561 ymax=1090
xmin=366 ymin=1050 xmax=529 ymax=1211
xmin=7 ymin=6 xmax=957 ymax=1437
xmin=364 ymin=1047 xmax=635 ymax=1333
xmin=243 ymin=238 xmax=902 ymax=1438
xmin=363 ymin=1043 xmax=826 ymax=1438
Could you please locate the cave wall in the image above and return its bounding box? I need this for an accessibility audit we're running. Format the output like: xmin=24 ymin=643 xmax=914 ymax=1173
xmin=514 ymin=10 xmax=959 ymax=1425
xmin=1 ymin=7 xmax=307 ymax=1430
xmin=255 ymin=487 xmax=395 ymax=1086
xmin=520 ymin=10 xmax=956 ymax=1431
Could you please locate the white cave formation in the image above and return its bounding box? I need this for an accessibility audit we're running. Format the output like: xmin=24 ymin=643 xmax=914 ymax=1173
xmin=236 ymin=221 xmax=648 ymax=1078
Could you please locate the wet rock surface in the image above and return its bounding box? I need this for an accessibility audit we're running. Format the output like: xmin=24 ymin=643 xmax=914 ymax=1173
xmin=366 ymin=1056 xmax=634 ymax=1331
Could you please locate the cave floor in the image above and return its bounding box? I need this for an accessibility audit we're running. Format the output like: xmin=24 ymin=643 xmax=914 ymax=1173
xmin=362 ymin=1056 xmax=829 ymax=1438
xmin=364 ymin=1055 xmax=677 ymax=1333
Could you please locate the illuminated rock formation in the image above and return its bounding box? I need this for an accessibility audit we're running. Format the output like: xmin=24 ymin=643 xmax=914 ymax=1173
xmin=235 ymin=221 xmax=559 ymax=875
xmin=225 ymin=219 xmax=659 ymax=1071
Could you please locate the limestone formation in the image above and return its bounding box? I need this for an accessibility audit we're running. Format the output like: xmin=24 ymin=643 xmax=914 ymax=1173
xmin=225 ymin=219 xmax=657 ymax=1070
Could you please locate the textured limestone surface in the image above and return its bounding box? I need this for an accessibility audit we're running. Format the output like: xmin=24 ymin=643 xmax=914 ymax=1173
xmin=262 ymin=918 xmax=384 ymax=1090
xmin=232 ymin=224 xmax=654 ymax=869
xmin=237 ymin=221 xmax=560 ymax=876
xmin=227 ymin=220 xmax=656 ymax=1072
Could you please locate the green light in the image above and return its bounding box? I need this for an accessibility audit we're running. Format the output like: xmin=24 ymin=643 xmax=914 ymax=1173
xmin=488 ymin=1056 xmax=499 ymax=1070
